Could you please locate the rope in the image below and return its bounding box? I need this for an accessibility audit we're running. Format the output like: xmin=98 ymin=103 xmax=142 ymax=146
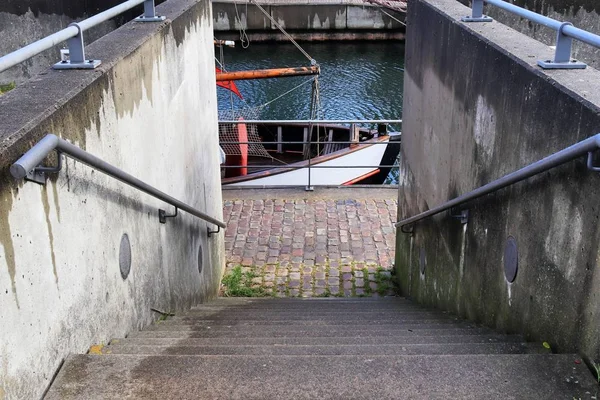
xmin=379 ymin=8 xmax=406 ymax=26
xmin=234 ymin=2 xmax=250 ymax=49
xmin=249 ymin=0 xmax=317 ymax=65
xmin=256 ymin=77 xmax=317 ymax=109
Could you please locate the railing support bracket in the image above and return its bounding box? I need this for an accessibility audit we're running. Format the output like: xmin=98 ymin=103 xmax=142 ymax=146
xmin=587 ymin=151 xmax=600 ymax=172
xmin=461 ymin=0 xmax=493 ymax=22
xmin=207 ymin=226 xmax=221 ymax=237
xmin=400 ymin=224 xmax=414 ymax=234
xmin=450 ymin=208 xmax=469 ymax=224
xmin=135 ymin=0 xmax=166 ymax=22
xmin=53 ymin=23 xmax=101 ymax=70
xmin=538 ymin=22 xmax=587 ymax=69
xmin=159 ymin=207 xmax=178 ymax=224
xmin=24 ymin=150 xmax=63 ymax=185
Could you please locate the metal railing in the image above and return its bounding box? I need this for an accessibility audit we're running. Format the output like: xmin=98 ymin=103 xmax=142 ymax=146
xmin=220 ymin=120 xmax=403 ymax=125
xmin=220 ymin=119 xmax=401 ymax=190
xmin=10 ymin=134 xmax=226 ymax=234
xmin=0 ymin=0 xmax=164 ymax=72
xmin=462 ymin=0 xmax=600 ymax=69
xmin=396 ymin=133 xmax=600 ymax=233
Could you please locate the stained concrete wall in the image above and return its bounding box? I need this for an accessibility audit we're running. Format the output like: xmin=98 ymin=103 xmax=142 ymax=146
xmin=396 ymin=0 xmax=600 ymax=365
xmin=212 ymin=0 xmax=405 ymax=41
xmin=0 ymin=1 xmax=127 ymax=86
xmin=0 ymin=0 xmax=224 ymax=398
xmin=457 ymin=0 xmax=600 ymax=69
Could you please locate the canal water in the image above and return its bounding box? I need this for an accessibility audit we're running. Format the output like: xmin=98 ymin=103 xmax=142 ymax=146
xmin=217 ymin=41 xmax=404 ymax=126
xmin=216 ymin=41 xmax=405 ymax=183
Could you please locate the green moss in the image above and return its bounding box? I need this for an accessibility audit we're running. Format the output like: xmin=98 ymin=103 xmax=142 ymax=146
xmin=362 ymin=268 xmax=372 ymax=296
xmin=222 ymin=265 xmax=269 ymax=297
xmin=374 ymin=266 xmax=394 ymax=296
xmin=0 ymin=82 xmax=16 ymax=95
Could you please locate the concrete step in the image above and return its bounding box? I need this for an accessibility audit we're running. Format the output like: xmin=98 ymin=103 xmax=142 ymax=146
xmin=110 ymin=334 xmax=529 ymax=347
xmin=158 ymin=317 xmax=460 ymax=326
xmin=144 ymin=321 xmax=476 ymax=332
xmin=128 ymin=327 xmax=496 ymax=339
xmin=101 ymin=342 xmax=548 ymax=356
xmin=45 ymin=354 xmax=596 ymax=399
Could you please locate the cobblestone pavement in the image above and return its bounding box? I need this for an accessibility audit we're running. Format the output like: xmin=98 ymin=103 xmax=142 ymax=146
xmin=222 ymin=191 xmax=398 ymax=297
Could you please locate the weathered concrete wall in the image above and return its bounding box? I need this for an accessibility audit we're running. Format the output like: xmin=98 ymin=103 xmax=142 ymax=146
xmin=0 ymin=1 xmax=128 ymax=86
xmin=457 ymin=0 xmax=600 ymax=69
xmin=396 ymin=0 xmax=600 ymax=365
xmin=0 ymin=0 xmax=224 ymax=398
xmin=213 ymin=0 xmax=405 ymax=41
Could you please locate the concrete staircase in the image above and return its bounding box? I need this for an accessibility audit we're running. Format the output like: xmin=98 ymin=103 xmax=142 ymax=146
xmin=46 ymin=298 xmax=597 ymax=399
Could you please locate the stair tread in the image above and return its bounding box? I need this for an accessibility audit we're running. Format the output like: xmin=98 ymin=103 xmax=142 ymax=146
xmin=102 ymin=342 xmax=546 ymax=355
xmin=110 ymin=334 xmax=528 ymax=346
xmin=45 ymin=354 xmax=595 ymax=400
xmin=128 ymin=327 xmax=496 ymax=338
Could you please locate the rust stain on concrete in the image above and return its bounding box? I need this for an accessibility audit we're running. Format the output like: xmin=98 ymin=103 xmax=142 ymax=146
xmin=41 ymin=186 xmax=58 ymax=285
xmin=0 ymin=185 xmax=19 ymax=308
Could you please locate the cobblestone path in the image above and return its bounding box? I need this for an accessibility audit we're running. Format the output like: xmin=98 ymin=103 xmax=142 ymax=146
xmin=221 ymin=190 xmax=398 ymax=297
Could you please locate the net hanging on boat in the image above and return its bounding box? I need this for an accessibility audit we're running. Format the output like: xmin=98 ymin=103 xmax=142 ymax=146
xmin=218 ymin=108 xmax=271 ymax=158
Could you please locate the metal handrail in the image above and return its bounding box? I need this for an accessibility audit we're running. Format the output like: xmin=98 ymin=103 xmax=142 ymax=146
xmin=0 ymin=0 xmax=163 ymax=73
xmin=219 ymin=119 xmax=402 ymax=125
xmin=395 ymin=134 xmax=600 ymax=231
xmin=463 ymin=0 xmax=600 ymax=69
xmin=10 ymin=134 xmax=227 ymax=230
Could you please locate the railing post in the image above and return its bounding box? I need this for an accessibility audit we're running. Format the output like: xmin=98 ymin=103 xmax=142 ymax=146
xmin=461 ymin=0 xmax=493 ymax=22
xmin=53 ymin=23 xmax=101 ymax=70
xmin=277 ymin=126 xmax=283 ymax=154
xmin=305 ymin=124 xmax=314 ymax=191
xmin=135 ymin=0 xmax=166 ymax=22
xmin=538 ymin=22 xmax=586 ymax=69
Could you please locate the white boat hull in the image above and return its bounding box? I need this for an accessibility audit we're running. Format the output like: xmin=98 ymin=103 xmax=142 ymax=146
xmin=226 ymin=138 xmax=389 ymax=187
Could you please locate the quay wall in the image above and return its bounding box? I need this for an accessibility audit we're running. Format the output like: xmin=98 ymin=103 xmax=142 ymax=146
xmin=213 ymin=0 xmax=405 ymax=41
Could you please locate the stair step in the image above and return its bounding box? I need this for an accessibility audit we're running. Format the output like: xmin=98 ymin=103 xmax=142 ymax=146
xmin=128 ymin=327 xmax=496 ymax=339
xmin=111 ymin=334 xmax=528 ymax=347
xmin=45 ymin=354 xmax=595 ymax=399
xmin=101 ymin=342 xmax=547 ymax=356
xmin=151 ymin=319 xmax=465 ymax=329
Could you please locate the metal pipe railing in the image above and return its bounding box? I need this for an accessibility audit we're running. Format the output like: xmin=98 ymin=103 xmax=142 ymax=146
xmin=219 ymin=120 xmax=403 ymax=125
xmin=395 ymin=134 xmax=600 ymax=231
xmin=10 ymin=134 xmax=226 ymax=230
xmin=463 ymin=0 xmax=600 ymax=69
xmin=0 ymin=0 xmax=162 ymax=73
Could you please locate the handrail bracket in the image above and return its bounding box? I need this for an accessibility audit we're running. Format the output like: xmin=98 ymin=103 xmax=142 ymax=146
xmin=400 ymin=224 xmax=414 ymax=234
xmin=461 ymin=0 xmax=493 ymax=22
xmin=207 ymin=226 xmax=221 ymax=237
xmin=54 ymin=23 xmax=101 ymax=70
xmin=449 ymin=208 xmax=469 ymax=224
xmin=587 ymin=151 xmax=600 ymax=172
xmin=159 ymin=207 xmax=178 ymax=224
xmin=538 ymin=22 xmax=587 ymax=70
xmin=135 ymin=0 xmax=166 ymax=22
xmin=24 ymin=150 xmax=63 ymax=185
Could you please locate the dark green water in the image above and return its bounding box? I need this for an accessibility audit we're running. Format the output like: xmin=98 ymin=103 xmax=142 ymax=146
xmin=216 ymin=41 xmax=405 ymax=127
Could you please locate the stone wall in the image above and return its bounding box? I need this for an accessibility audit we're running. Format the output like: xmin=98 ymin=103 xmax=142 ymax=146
xmin=396 ymin=0 xmax=600 ymax=366
xmin=212 ymin=0 xmax=405 ymax=41
xmin=0 ymin=0 xmax=224 ymax=398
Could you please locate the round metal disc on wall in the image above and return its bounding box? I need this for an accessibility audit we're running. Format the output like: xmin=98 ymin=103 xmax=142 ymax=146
xmin=419 ymin=247 xmax=426 ymax=275
xmin=119 ymin=233 xmax=132 ymax=280
xmin=504 ymin=236 xmax=518 ymax=283
xmin=198 ymin=244 xmax=204 ymax=275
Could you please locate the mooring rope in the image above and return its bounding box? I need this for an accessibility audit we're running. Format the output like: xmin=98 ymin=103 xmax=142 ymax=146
xmin=249 ymin=0 xmax=317 ymax=66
